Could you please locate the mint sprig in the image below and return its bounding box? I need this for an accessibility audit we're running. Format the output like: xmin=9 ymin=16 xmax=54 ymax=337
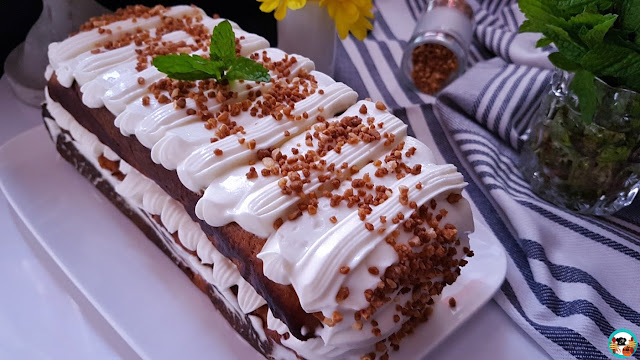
xmin=519 ymin=0 xmax=640 ymax=123
xmin=152 ymin=20 xmax=270 ymax=83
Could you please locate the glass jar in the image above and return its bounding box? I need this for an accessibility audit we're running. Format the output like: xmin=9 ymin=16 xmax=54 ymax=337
xmin=520 ymin=71 xmax=640 ymax=215
xmin=400 ymin=0 xmax=474 ymax=95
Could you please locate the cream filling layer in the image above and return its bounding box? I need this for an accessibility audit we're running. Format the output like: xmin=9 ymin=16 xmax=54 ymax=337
xmin=45 ymin=90 xmax=268 ymax=317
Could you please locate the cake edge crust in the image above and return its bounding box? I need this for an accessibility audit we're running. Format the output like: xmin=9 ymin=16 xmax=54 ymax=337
xmin=42 ymin=103 xmax=292 ymax=359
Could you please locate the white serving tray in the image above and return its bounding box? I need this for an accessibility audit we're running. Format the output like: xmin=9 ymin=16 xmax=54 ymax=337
xmin=0 ymin=127 xmax=507 ymax=360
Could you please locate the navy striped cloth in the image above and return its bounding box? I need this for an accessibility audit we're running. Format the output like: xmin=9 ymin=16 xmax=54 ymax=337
xmin=333 ymin=0 xmax=640 ymax=359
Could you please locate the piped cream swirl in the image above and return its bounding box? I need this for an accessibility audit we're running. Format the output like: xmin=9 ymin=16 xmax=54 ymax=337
xmin=259 ymin=137 xmax=474 ymax=352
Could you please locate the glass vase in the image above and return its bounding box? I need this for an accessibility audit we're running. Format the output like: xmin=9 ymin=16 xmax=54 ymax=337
xmin=276 ymin=1 xmax=336 ymax=77
xmin=4 ymin=0 xmax=107 ymax=107
xmin=520 ymin=71 xmax=640 ymax=215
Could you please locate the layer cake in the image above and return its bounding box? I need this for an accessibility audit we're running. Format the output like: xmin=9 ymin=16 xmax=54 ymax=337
xmin=43 ymin=5 xmax=475 ymax=359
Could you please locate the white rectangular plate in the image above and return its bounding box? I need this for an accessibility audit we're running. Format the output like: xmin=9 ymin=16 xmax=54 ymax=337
xmin=0 ymin=127 xmax=507 ymax=360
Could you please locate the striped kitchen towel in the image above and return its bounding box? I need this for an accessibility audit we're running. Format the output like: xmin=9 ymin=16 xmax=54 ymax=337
xmin=334 ymin=0 xmax=640 ymax=359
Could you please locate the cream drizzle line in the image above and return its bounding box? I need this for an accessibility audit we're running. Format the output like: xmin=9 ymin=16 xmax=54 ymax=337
xmin=92 ymin=25 xmax=268 ymax=115
xmin=49 ymin=6 xmax=204 ymax=87
xmin=196 ymin=99 xmax=408 ymax=238
xmin=177 ymin=77 xmax=357 ymax=191
xmin=134 ymin=48 xmax=314 ymax=149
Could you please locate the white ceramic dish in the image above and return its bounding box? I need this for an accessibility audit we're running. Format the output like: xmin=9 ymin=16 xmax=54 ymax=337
xmin=0 ymin=127 xmax=507 ymax=360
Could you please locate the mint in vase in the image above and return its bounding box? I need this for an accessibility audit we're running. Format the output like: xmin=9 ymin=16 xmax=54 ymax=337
xmin=518 ymin=0 xmax=640 ymax=215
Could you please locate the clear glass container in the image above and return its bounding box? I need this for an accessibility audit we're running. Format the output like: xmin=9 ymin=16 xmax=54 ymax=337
xmin=400 ymin=0 xmax=474 ymax=95
xmin=520 ymin=71 xmax=640 ymax=215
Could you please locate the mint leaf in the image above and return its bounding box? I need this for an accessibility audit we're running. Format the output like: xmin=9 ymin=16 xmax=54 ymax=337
xmin=520 ymin=19 xmax=547 ymax=34
xmin=570 ymin=69 xmax=597 ymax=123
xmin=549 ymin=52 xmax=582 ymax=71
xmin=581 ymin=43 xmax=640 ymax=81
xmin=224 ymin=57 xmax=271 ymax=82
xmin=536 ymin=37 xmax=553 ymax=48
xmin=557 ymin=0 xmax=612 ymax=14
xmin=519 ymin=0 xmax=640 ymax=94
xmin=544 ymin=25 xmax=587 ymax=62
xmin=619 ymin=0 xmax=640 ymax=33
xmin=152 ymin=21 xmax=270 ymax=83
xmin=519 ymin=0 xmax=567 ymax=33
xmin=582 ymin=18 xmax=616 ymax=47
xmin=152 ymin=54 xmax=223 ymax=81
xmin=210 ymin=20 xmax=236 ymax=62
xmin=568 ymin=12 xmax=615 ymax=28
xmin=569 ymin=13 xmax=617 ymax=47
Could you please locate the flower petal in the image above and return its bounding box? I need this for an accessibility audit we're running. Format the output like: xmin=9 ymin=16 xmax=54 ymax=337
xmin=287 ymin=0 xmax=307 ymax=10
xmin=287 ymin=0 xmax=374 ymax=40
xmin=258 ymin=0 xmax=280 ymax=13
xmin=274 ymin=2 xmax=288 ymax=20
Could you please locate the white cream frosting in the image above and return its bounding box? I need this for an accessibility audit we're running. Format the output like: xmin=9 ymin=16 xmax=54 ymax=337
xmin=258 ymin=137 xmax=474 ymax=353
xmin=46 ymin=6 xmax=475 ymax=359
xmin=134 ymin=50 xmax=305 ymax=147
xmin=45 ymin=88 xmax=106 ymax=159
xmin=177 ymin=75 xmax=357 ymax=190
xmin=49 ymin=6 xmax=203 ymax=88
xmin=116 ymin=167 xmax=267 ymax=315
xmin=195 ymin=99 xmax=406 ymax=238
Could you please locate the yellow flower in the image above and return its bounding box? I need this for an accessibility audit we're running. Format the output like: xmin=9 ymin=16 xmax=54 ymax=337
xmin=257 ymin=0 xmax=307 ymax=21
xmin=319 ymin=0 xmax=374 ymax=40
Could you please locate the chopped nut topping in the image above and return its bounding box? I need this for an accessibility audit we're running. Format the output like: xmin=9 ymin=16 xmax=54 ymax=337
xmin=288 ymin=209 xmax=302 ymax=220
xmin=336 ymin=286 xmax=350 ymax=302
xmin=411 ymin=43 xmax=459 ymax=95
xmin=449 ymin=297 xmax=457 ymax=308
xmin=447 ymin=193 xmax=463 ymax=204
xmin=375 ymin=101 xmax=387 ymax=111
xmin=246 ymin=167 xmax=258 ymax=179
